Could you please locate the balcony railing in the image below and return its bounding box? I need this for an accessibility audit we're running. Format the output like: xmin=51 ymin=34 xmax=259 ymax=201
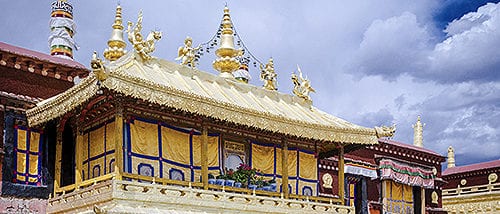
xmin=442 ymin=182 xmax=500 ymax=197
xmin=49 ymin=173 xmax=349 ymax=213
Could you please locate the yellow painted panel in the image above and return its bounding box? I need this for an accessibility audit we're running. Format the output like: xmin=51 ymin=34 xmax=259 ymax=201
xmin=276 ymin=148 xmax=282 ymax=175
xmin=29 ymin=132 xmax=40 ymax=152
xmin=105 ymin=121 xmax=116 ymax=152
xmin=28 ymin=176 xmax=38 ymax=183
xmin=161 ymin=126 xmax=190 ymax=165
xmin=192 ymin=135 xmax=219 ymax=167
xmin=299 ymin=152 xmax=317 ymax=180
xmin=29 ymin=155 xmax=38 ymax=175
xmin=17 ymin=153 xmax=26 ymax=174
xmin=90 ymin=126 xmax=105 ymax=157
xmin=82 ymin=134 xmax=89 ymax=164
xmin=89 ymin=157 xmax=104 ymax=179
xmin=162 ymin=162 xmax=190 ymax=181
xmin=287 ymin=150 xmax=297 ymax=177
xmin=130 ymin=121 xmax=159 ymax=156
xmin=17 ymin=129 xmax=27 ymax=151
xmin=131 ymin=156 xmax=159 ymax=177
xmin=17 ymin=174 xmax=25 ymax=182
xmin=251 ymin=144 xmax=274 ymax=174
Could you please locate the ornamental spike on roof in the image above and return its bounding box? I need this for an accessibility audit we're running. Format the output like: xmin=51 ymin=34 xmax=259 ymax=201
xmin=104 ymin=4 xmax=127 ymax=61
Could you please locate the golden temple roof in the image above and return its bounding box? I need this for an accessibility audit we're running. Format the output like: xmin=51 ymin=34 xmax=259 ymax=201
xmin=26 ymin=51 xmax=393 ymax=145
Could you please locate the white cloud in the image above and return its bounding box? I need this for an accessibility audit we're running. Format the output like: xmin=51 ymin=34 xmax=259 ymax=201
xmin=350 ymin=2 xmax=500 ymax=83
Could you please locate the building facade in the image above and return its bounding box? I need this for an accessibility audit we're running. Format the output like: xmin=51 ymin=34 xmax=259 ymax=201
xmin=0 ymin=41 xmax=88 ymax=212
xmin=442 ymin=148 xmax=500 ymax=213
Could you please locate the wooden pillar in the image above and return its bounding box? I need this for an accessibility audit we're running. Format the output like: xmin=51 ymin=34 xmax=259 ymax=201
xmin=75 ymin=130 xmax=83 ymax=187
xmin=282 ymin=138 xmax=289 ymax=199
xmin=338 ymin=144 xmax=345 ymax=205
xmin=201 ymin=125 xmax=209 ymax=190
xmin=54 ymin=131 xmax=63 ymax=194
xmin=114 ymin=113 xmax=124 ymax=180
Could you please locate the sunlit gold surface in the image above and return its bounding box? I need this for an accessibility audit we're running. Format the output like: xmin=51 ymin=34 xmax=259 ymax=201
xmin=26 ymin=51 xmax=392 ymax=144
xmin=291 ymin=65 xmax=315 ymax=101
xmin=90 ymin=51 xmax=107 ymax=81
xmin=175 ymin=36 xmax=200 ymax=68
xmin=212 ymin=6 xmax=242 ymax=77
xmin=127 ymin=11 xmax=162 ymax=61
xmin=104 ymin=5 xmax=127 ymax=61
xmin=260 ymin=58 xmax=278 ymax=90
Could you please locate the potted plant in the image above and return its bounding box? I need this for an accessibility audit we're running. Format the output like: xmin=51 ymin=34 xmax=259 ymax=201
xmin=215 ymin=174 xmax=226 ymax=186
xmin=224 ymin=169 xmax=235 ymax=187
xmin=208 ymin=173 xmax=216 ymax=185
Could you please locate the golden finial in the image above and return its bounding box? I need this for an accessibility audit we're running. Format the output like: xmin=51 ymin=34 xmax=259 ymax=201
xmin=126 ymin=10 xmax=162 ymax=61
xmin=291 ymin=65 xmax=315 ymax=100
xmin=104 ymin=4 xmax=127 ymax=61
xmin=447 ymin=146 xmax=456 ymax=168
xmin=212 ymin=6 xmax=242 ymax=78
xmin=260 ymin=58 xmax=278 ymax=90
xmin=412 ymin=115 xmax=425 ymax=147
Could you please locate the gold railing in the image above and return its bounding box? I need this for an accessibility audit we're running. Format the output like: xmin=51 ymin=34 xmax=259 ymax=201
xmin=442 ymin=182 xmax=500 ymax=197
xmin=53 ymin=173 xmax=116 ymax=197
xmin=52 ymin=172 xmax=343 ymax=205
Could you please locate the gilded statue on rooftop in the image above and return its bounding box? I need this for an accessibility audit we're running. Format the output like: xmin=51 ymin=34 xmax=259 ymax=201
xmin=260 ymin=58 xmax=278 ymax=90
xmin=127 ymin=11 xmax=162 ymax=61
xmin=291 ymin=65 xmax=315 ymax=100
xmin=176 ymin=36 xmax=200 ymax=67
xmin=90 ymin=51 xmax=107 ymax=82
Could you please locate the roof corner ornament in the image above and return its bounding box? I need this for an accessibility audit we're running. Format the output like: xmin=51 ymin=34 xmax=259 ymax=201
xmin=91 ymin=51 xmax=107 ymax=82
xmin=291 ymin=65 xmax=315 ymax=100
xmin=260 ymin=58 xmax=278 ymax=90
xmin=127 ymin=11 xmax=162 ymax=61
xmin=375 ymin=124 xmax=396 ymax=138
xmin=176 ymin=36 xmax=201 ymax=68
xmin=447 ymin=146 xmax=456 ymax=168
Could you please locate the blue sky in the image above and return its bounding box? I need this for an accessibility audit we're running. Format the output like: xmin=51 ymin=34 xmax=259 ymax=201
xmin=0 ymin=0 xmax=499 ymax=167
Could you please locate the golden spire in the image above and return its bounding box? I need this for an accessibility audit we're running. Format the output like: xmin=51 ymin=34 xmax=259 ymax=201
xmin=412 ymin=115 xmax=424 ymax=147
xmin=447 ymin=146 xmax=456 ymax=168
xmin=212 ymin=6 xmax=242 ymax=78
xmin=104 ymin=4 xmax=127 ymax=61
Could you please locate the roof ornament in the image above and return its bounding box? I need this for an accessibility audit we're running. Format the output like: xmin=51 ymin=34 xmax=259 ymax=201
xmin=126 ymin=11 xmax=162 ymax=61
xmin=175 ymin=36 xmax=201 ymax=68
xmin=260 ymin=58 xmax=278 ymax=90
xmin=90 ymin=51 xmax=107 ymax=82
xmin=447 ymin=146 xmax=456 ymax=168
xmin=375 ymin=124 xmax=396 ymax=138
xmin=412 ymin=115 xmax=425 ymax=148
xmin=234 ymin=58 xmax=251 ymax=83
xmin=104 ymin=4 xmax=127 ymax=61
xmin=49 ymin=0 xmax=78 ymax=59
xmin=212 ymin=6 xmax=243 ymax=78
xmin=291 ymin=65 xmax=315 ymax=100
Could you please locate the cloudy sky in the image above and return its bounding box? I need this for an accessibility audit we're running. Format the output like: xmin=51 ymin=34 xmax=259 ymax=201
xmin=1 ymin=0 xmax=499 ymax=167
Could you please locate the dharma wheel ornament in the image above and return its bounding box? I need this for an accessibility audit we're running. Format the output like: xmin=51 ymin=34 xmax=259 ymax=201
xmin=126 ymin=11 xmax=162 ymax=61
xmin=212 ymin=6 xmax=243 ymax=78
xmin=291 ymin=65 xmax=315 ymax=101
